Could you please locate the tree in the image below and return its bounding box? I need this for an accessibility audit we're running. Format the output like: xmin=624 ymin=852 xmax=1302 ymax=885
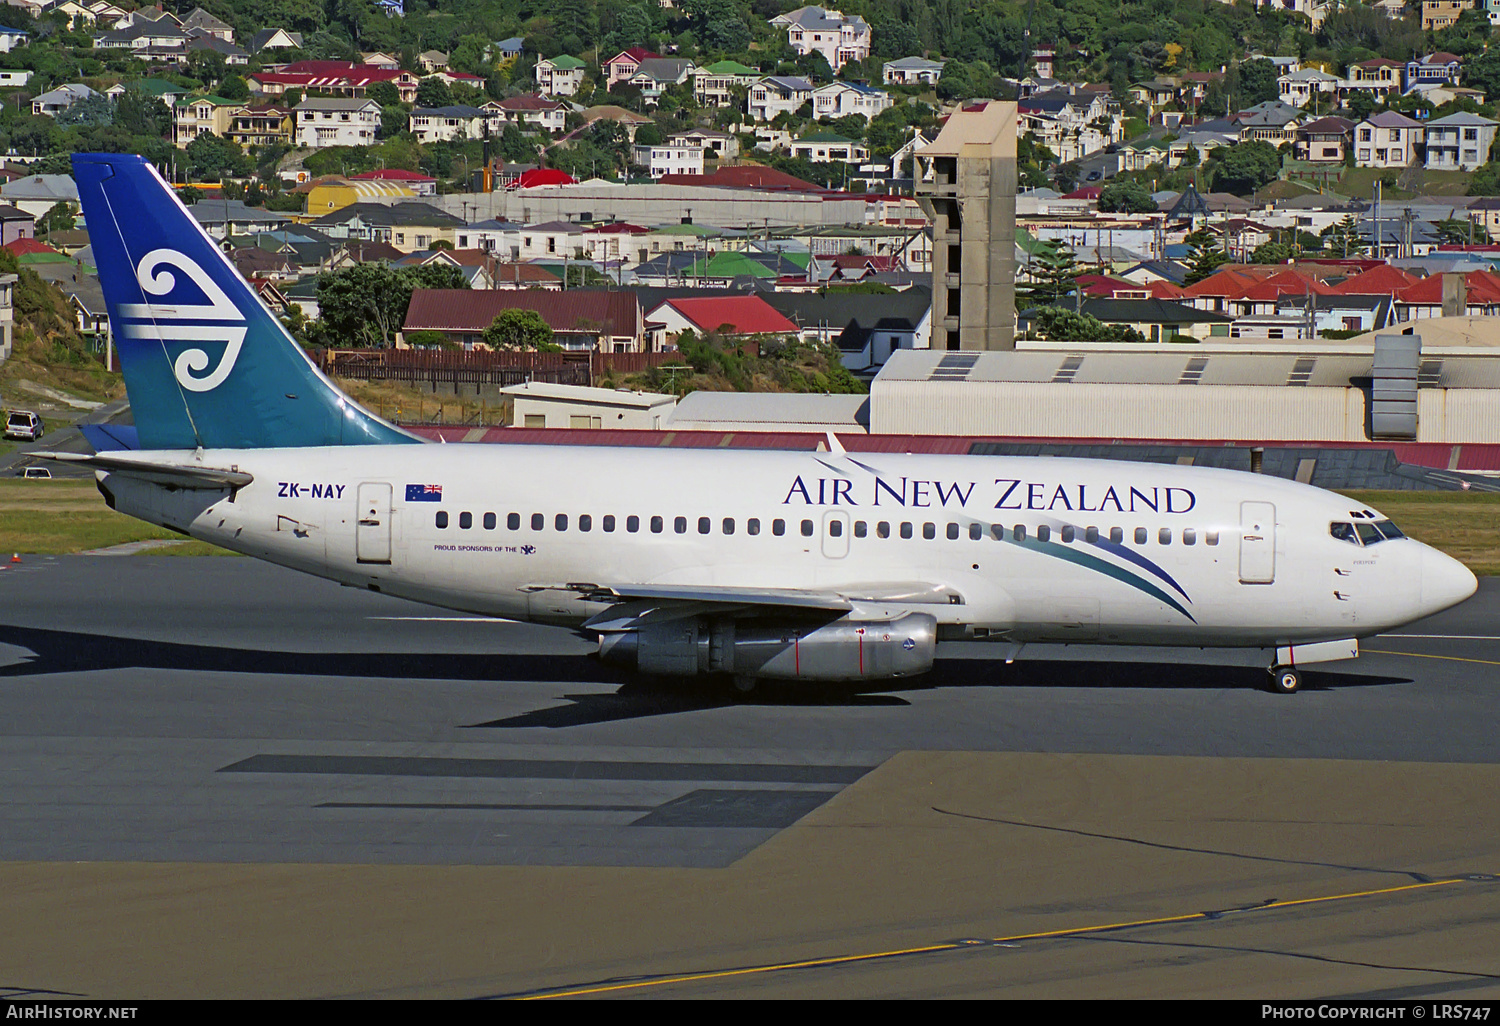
xmin=481 ymin=308 xmax=557 ymax=350
xmin=1212 ymin=141 xmax=1281 ymax=196
xmin=1024 ymin=307 xmax=1146 ymax=343
xmin=1023 ymin=241 xmax=1084 ymax=305
xmin=367 ymin=80 xmax=401 ymax=107
xmin=1232 ymin=59 xmax=1279 ymax=109
xmin=1183 ymin=228 xmax=1230 ymax=284
xmin=37 ymin=201 xmax=75 ymax=236
xmin=316 ymin=263 xmax=470 ymax=348
xmin=114 ymin=92 xmax=172 ymax=138
xmin=218 ymin=75 xmax=250 ymax=101
xmin=1320 ymin=215 xmax=1367 ymax=258
xmin=1097 ymin=180 xmax=1157 ymax=213
xmin=55 ymin=94 xmax=113 ymax=129
xmin=183 ymin=132 xmax=250 ymax=181
xmin=415 ymin=76 xmax=453 ymax=109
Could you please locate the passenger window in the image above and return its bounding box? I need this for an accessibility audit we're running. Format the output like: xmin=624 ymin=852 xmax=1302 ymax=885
xmin=1085 ymin=526 xmax=1099 ymax=543
xmin=698 ymin=516 xmax=710 ymax=534
xmin=829 ymin=519 xmax=843 ymax=538
xmin=1013 ymin=525 xmax=1026 ymax=542
xmin=801 ymin=519 xmax=814 ymax=537
xmin=627 ymin=515 xmax=640 ymax=533
xmin=1037 ymin=525 xmax=1050 ymax=542
xmin=969 ymin=523 xmax=983 ymax=541
xmin=1110 ymin=527 xmax=1123 ymax=544
xmin=603 ymin=515 xmax=615 ymax=532
xmin=483 ymin=512 xmax=496 ymax=530
xmin=1356 ymin=522 xmax=1381 ymax=545
xmin=1061 ymin=526 xmax=1074 ymax=543
xmin=1134 ymin=527 xmax=1147 ymax=544
xmin=436 ymin=511 xmax=449 ymax=529
xmin=1182 ymin=528 xmax=1196 ymax=545
xmin=991 ymin=524 xmax=1004 ymax=540
xmin=878 ymin=521 xmax=890 ymax=538
xmin=1330 ymin=522 xmax=1358 ymax=544
xmin=578 ymin=514 xmax=592 ymax=532
xmin=507 ymin=512 xmax=520 ymax=530
xmin=459 ymin=512 xmax=472 ymax=529
xmin=748 ymin=518 xmax=761 ymax=535
xmin=900 ymin=522 xmax=913 ymax=539
xmin=1206 ymin=530 xmax=1219 ymax=546
xmin=773 ymin=519 xmax=786 ymax=536
xmin=555 ymin=514 xmax=568 ymax=532
xmin=650 ymin=516 xmax=663 ymax=533
xmin=674 ymin=517 xmax=687 ymax=534
xmin=531 ymin=513 xmax=544 ymax=531
xmin=946 ymin=523 xmax=959 ymax=540
xmin=723 ymin=517 xmax=734 ymax=535
xmin=854 ymin=521 xmax=867 ymax=538
xmin=923 ymin=522 xmax=936 ymax=540
xmin=1158 ymin=527 xmax=1171 ymax=545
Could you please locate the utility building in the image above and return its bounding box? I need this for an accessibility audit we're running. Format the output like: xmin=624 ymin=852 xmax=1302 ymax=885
xmin=915 ymin=100 xmax=1018 ymax=351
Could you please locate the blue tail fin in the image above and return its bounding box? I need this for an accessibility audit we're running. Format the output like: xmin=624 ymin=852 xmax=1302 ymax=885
xmin=72 ymin=154 xmax=418 ymax=450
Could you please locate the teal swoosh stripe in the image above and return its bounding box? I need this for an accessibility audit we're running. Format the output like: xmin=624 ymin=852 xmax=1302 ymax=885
xmin=1015 ymin=537 xmax=1198 ymax=623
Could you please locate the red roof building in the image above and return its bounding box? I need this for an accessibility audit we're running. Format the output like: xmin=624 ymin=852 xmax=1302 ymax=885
xmin=646 ymin=296 xmax=799 ymax=341
xmin=509 ymin=168 xmax=577 ymax=189
xmin=404 ymin=288 xmax=641 ymax=350
xmin=1329 ymin=264 xmax=1420 ymax=295
xmin=2 ymin=237 xmax=61 ymax=257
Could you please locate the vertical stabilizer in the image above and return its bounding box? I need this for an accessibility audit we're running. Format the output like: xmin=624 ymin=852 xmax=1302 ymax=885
xmin=72 ymin=153 xmax=418 ymax=449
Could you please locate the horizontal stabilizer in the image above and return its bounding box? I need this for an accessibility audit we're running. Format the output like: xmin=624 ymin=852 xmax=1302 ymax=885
xmin=34 ymin=451 xmax=253 ymax=490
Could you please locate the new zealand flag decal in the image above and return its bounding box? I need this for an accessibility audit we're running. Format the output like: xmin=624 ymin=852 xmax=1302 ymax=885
xmin=406 ymin=484 xmax=443 ymax=502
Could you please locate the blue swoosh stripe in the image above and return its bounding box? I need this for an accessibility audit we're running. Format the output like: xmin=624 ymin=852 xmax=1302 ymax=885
xmin=1015 ymin=538 xmax=1198 ymax=623
xmin=1087 ymin=535 xmax=1191 ymax=601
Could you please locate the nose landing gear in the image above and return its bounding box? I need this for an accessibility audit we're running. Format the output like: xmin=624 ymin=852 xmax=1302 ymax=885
xmin=1267 ymin=666 xmax=1302 ymax=694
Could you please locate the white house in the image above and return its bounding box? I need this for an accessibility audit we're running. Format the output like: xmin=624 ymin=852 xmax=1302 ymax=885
xmin=633 ymin=143 xmax=705 ymax=178
xmin=749 ymin=75 xmax=813 ymax=121
xmin=294 ymin=98 xmax=380 ymax=148
xmin=812 ymin=81 xmax=892 ymax=121
xmin=669 ymin=129 xmax=738 ymax=159
xmin=31 ymin=83 xmax=98 ymax=117
xmin=769 ymin=6 xmax=871 ymax=72
xmin=0 ymin=70 xmax=31 ymax=88
xmin=692 ymin=60 xmax=760 ymax=107
xmin=535 ymin=55 xmax=587 ymax=96
xmin=789 ymin=132 xmax=868 ymax=164
xmin=0 ymin=27 xmax=29 ymax=53
xmin=1423 ymin=111 xmax=1498 ymax=171
xmin=409 ymin=104 xmax=500 ymax=143
xmin=489 ymin=95 xmax=567 ymax=133
xmin=882 ymin=57 xmax=944 ymax=85
xmin=1277 ymin=67 xmax=1340 ymax=109
xmin=1354 ymin=111 xmax=1424 ymax=168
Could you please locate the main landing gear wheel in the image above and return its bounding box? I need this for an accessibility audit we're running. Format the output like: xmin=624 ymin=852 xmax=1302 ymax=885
xmin=1268 ymin=667 xmax=1302 ymax=695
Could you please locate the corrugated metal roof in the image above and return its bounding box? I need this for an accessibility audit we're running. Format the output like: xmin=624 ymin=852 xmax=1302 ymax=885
xmin=670 ymin=392 xmax=869 ymax=429
xmin=876 ymin=347 xmax=1500 ymax=388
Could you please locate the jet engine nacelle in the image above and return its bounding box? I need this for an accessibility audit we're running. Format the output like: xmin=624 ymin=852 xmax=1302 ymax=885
xmin=596 ymin=613 xmax=938 ymax=681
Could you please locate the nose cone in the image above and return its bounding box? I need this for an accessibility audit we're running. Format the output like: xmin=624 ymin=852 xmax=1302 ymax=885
xmin=1420 ymin=544 xmax=1478 ymax=617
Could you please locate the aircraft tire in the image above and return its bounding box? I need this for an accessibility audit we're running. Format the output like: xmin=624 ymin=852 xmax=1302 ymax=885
xmin=1267 ymin=667 xmax=1302 ymax=695
xmin=733 ymin=674 xmax=757 ymax=693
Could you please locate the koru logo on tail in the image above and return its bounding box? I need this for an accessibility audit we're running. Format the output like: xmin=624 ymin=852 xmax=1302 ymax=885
xmin=117 ymin=249 xmax=248 ymax=392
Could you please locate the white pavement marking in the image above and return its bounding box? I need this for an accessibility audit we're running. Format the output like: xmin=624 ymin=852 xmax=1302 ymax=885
xmin=76 ymin=539 xmax=190 ymax=556
xmin=1383 ymin=634 xmax=1500 ymax=640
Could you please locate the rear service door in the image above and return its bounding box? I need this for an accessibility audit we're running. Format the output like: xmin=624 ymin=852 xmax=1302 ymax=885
xmin=356 ymin=482 xmax=393 ymax=564
xmin=1239 ymin=501 xmax=1275 ymax=584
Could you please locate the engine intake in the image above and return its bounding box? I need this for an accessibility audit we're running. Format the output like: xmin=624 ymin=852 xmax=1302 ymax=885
xmin=597 ymin=613 xmax=938 ymax=681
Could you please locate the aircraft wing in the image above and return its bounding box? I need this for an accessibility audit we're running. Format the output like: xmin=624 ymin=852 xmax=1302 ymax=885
xmin=34 ymin=452 xmax=254 ymax=490
xmin=580 ymin=581 xmax=960 ymax=631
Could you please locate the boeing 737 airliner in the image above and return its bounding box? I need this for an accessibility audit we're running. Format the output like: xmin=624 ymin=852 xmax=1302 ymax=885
xmin=48 ymin=154 xmax=1479 ymax=694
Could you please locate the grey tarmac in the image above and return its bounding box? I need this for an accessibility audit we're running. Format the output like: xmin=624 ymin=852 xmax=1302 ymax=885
xmin=0 ymin=556 xmax=1497 ymax=998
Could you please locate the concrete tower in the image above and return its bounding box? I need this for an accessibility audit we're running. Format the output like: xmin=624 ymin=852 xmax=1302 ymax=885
xmin=914 ymin=100 xmax=1018 ymax=351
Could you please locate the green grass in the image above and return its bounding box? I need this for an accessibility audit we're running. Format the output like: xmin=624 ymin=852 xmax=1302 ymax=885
xmin=0 ymin=480 xmax=236 ymax=555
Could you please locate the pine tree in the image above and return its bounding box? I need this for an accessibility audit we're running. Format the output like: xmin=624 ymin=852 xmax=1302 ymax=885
xmin=1024 ymin=241 xmax=1084 ymax=306
xmin=1183 ymin=228 xmax=1230 ymax=285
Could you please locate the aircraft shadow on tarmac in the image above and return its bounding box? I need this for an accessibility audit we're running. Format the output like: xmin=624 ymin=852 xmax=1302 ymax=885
xmin=0 ymin=623 xmax=1411 ymax=728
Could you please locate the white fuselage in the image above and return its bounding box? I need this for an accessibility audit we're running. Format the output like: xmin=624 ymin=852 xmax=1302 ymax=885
xmin=99 ymin=444 xmax=1475 ymax=648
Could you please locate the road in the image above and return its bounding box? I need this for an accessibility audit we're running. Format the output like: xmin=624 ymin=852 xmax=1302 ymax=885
xmin=0 ymin=556 xmax=1496 ymax=998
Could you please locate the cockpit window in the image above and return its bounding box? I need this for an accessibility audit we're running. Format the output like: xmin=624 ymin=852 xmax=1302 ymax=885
xmin=1331 ymin=522 xmax=1358 ymax=544
xmin=1355 ymin=522 xmax=1381 ymax=545
xmin=1374 ymin=520 xmax=1404 ymax=540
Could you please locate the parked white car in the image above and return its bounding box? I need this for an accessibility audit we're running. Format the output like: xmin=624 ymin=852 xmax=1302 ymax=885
xmin=4 ymin=411 xmax=43 ymax=441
